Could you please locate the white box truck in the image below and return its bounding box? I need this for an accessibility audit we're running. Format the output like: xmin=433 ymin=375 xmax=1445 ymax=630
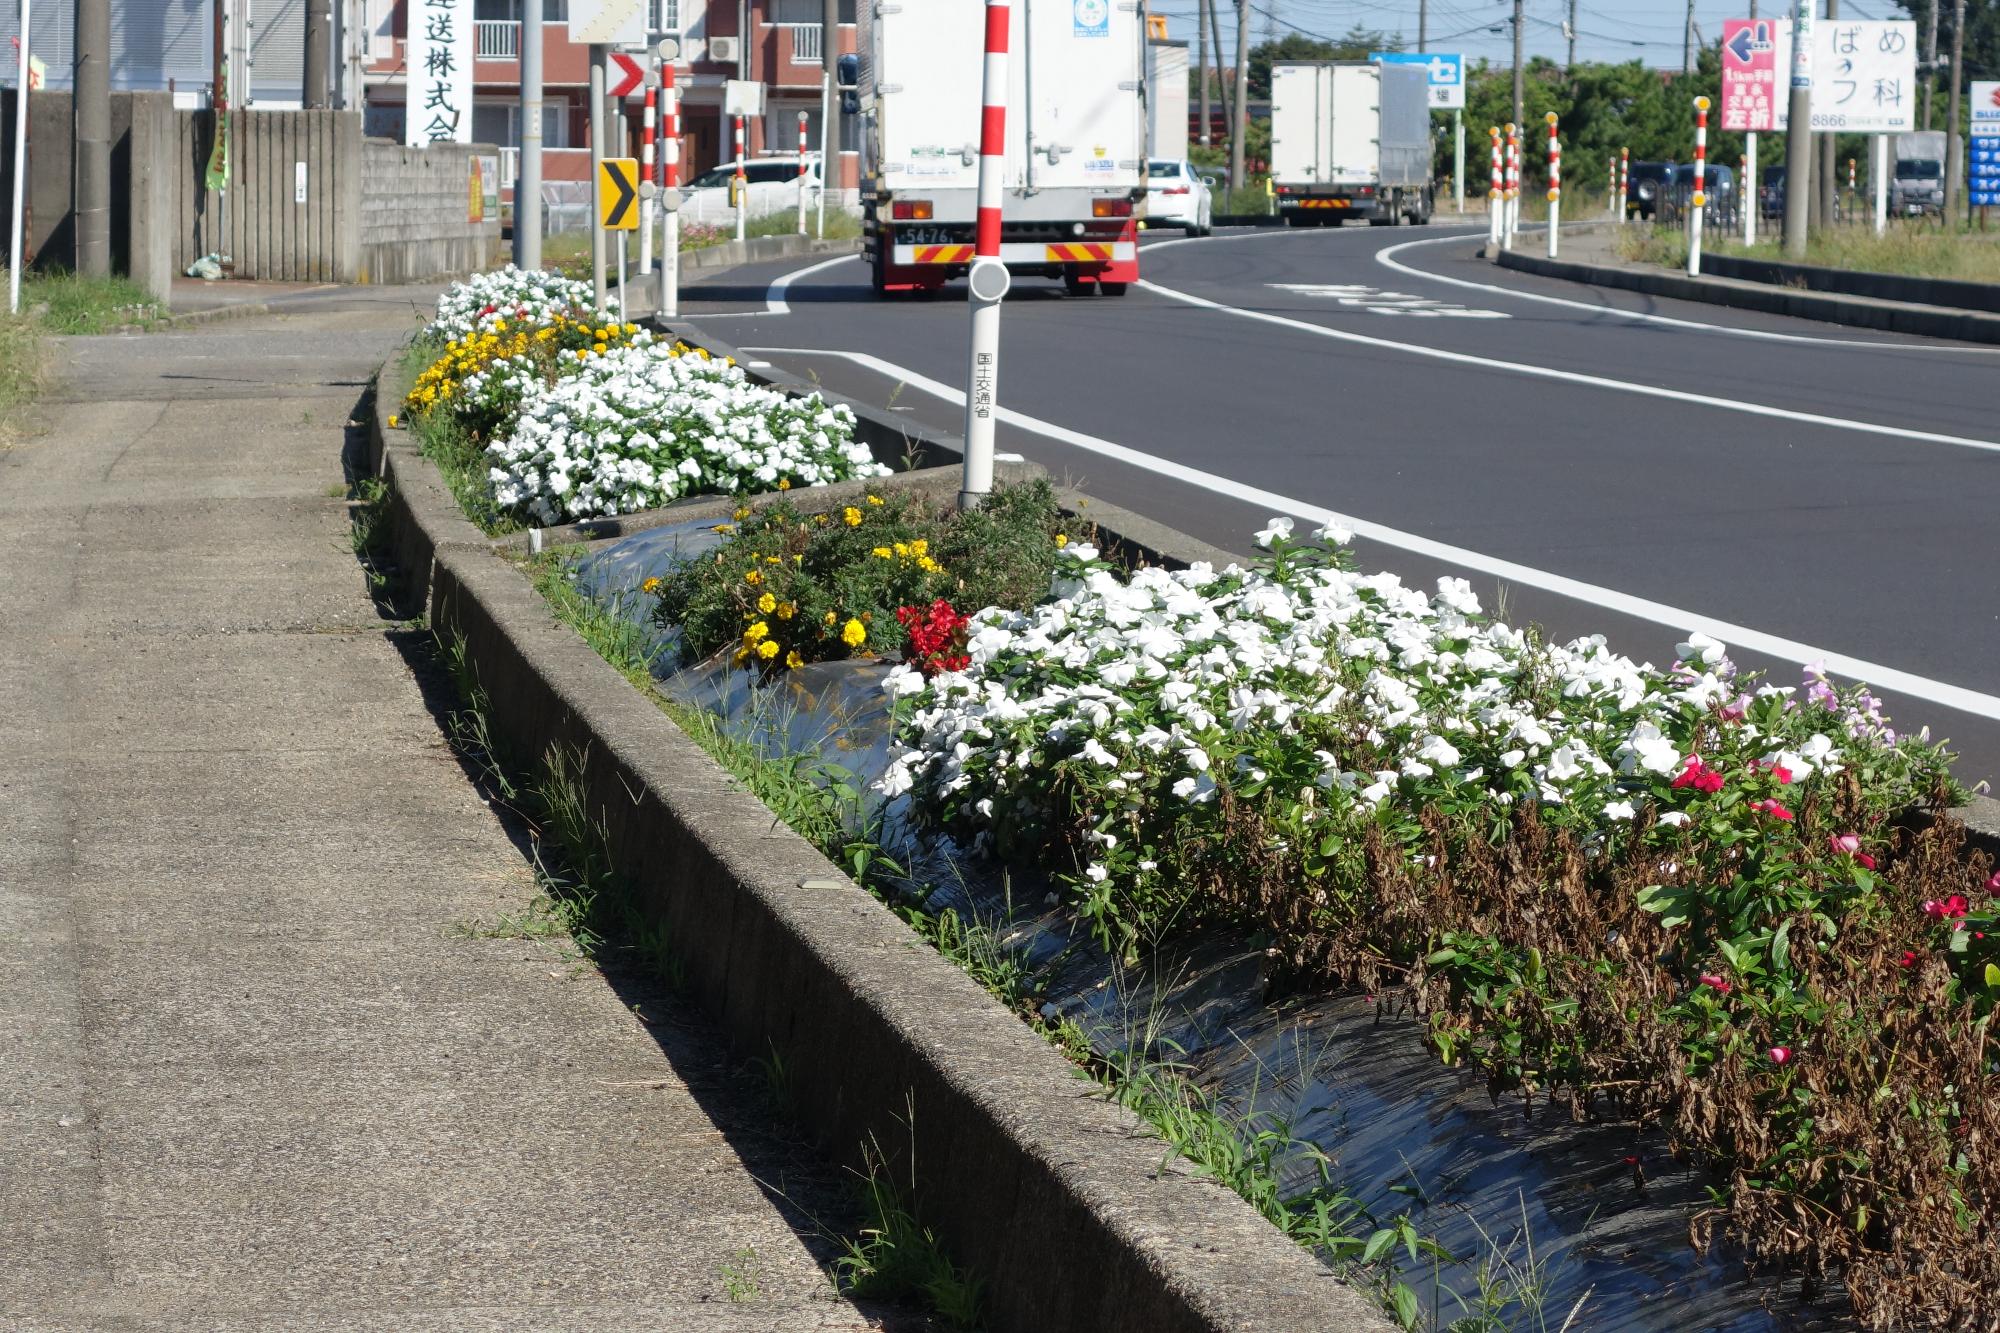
xmin=855 ymin=0 xmax=1148 ymax=296
xmin=1269 ymin=61 xmax=1433 ymax=226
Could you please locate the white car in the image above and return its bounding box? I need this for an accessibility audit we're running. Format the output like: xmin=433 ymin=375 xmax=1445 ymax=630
xmin=679 ymin=156 xmax=822 ymax=224
xmin=1144 ymin=158 xmax=1213 ymax=235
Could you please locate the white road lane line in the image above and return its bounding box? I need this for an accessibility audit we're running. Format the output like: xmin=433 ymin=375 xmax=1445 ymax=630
xmin=739 ymin=343 xmax=2000 ymax=724
xmin=1376 ymin=232 xmax=2000 ymax=354
xmin=1136 ymin=276 xmax=2000 ymax=456
xmin=764 ymin=253 xmax=860 ymax=315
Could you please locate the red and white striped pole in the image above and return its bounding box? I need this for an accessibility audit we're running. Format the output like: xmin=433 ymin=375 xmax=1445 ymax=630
xmin=796 ymin=110 xmax=810 ymax=235
xmin=1503 ymin=122 xmax=1520 ymax=248
xmin=961 ymin=0 xmax=1012 ymax=510
xmin=658 ymin=51 xmax=681 ymax=319
xmin=732 ymin=113 xmax=747 ymax=242
xmin=1607 ymin=154 xmax=1617 ymax=218
xmin=1687 ymin=97 xmax=1709 ymax=276
xmin=1545 ymin=112 xmax=1561 ymax=259
xmin=1619 ymin=147 xmax=1629 ymax=225
xmin=1487 ymin=126 xmax=1503 ymax=253
xmin=639 ymin=77 xmax=657 ymax=275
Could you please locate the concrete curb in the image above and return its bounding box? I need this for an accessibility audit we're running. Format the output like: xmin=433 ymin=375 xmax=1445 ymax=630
xmin=1494 ymin=246 xmax=2000 ymax=344
xmin=1700 ymin=251 xmax=2000 ymax=315
xmin=155 ymin=299 xmax=277 ymax=329
xmin=370 ymin=363 xmax=1397 ymax=1333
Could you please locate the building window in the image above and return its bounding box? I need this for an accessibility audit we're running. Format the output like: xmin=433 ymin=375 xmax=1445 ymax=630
xmin=472 ymin=100 xmax=573 ymax=150
xmin=652 ymin=0 xmax=679 ymax=32
xmin=470 ymin=0 xmax=568 ymax=19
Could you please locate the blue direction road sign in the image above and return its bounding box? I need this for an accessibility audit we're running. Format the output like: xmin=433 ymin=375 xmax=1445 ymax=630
xmin=1370 ymin=51 xmax=1465 ymax=109
xmin=1974 ymin=136 xmax=2000 ymax=207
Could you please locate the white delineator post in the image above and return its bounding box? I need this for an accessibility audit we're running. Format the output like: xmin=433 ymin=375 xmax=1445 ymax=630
xmin=659 ymin=56 xmax=680 ymax=319
xmin=1503 ymin=122 xmax=1520 ymax=248
xmin=8 ymin=0 xmax=29 ymax=315
xmin=733 ymin=113 xmax=746 ymax=242
xmin=796 ymin=109 xmax=809 ymax=235
xmin=1745 ymin=133 xmax=1758 ymax=245
xmin=1487 ymin=126 xmax=1502 ymax=254
xmin=1607 ymin=154 xmax=1617 ymax=217
xmin=1545 ymin=112 xmax=1561 ymax=259
xmin=1688 ymin=96 xmax=1709 ymax=276
xmin=960 ymin=0 xmax=1011 ymax=511
xmin=1619 ymin=147 xmax=1629 ymax=225
xmin=639 ymin=77 xmax=656 ymax=275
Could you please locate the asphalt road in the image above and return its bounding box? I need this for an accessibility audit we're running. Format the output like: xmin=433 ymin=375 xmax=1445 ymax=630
xmin=668 ymin=224 xmax=2000 ymax=785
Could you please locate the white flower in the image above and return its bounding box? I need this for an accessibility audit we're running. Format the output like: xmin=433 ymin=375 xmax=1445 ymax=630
xmin=1415 ymin=735 xmax=1461 ymax=768
xmin=1602 ymin=800 xmax=1636 ymax=821
xmin=1252 ymin=517 xmax=1295 ymax=547
xmin=1675 ymin=631 xmax=1727 ymax=668
xmin=1314 ymin=521 xmax=1354 ymax=545
xmin=1658 ymin=811 xmax=1690 ymax=827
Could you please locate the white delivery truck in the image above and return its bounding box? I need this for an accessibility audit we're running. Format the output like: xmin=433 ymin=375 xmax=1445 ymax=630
xmin=1269 ymin=60 xmax=1433 ymax=226
xmin=854 ymin=0 xmax=1148 ymax=297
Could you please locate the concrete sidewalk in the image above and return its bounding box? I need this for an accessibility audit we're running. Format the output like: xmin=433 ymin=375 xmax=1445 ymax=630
xmin=0 ymin=295 xmax=908 ymax=1330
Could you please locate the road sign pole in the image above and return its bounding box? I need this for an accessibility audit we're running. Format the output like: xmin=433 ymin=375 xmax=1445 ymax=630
xmin=1874 ymin=132 xmax=1888 ymax=235
xmin=1690 ymin=103 xmax=1712 ymax=264
xmin=660 ymin=50 xmax=680 ymax=319
xmin=1453 ymin=109 xmax=1463 ymax=215
xmin=796 ymin=109 xmax=808 ymax=235
xmin=1744 ymin=132 xmax=1757 ymax=245
xmin=733 ymin=114 xmax=746 ymax=243
xmin=961 ymin=0 xmax=1011 ymax=511
xmin=590 ymin=44 xmax=608 ymax=313
xmin=639 ymin=76 xmax=655 ymax=275
xmin=1545 ymin=113 xmax=1560 ymax=259
xmin=817 ymin=66 xmax=833 ymax=238
xmin=8 ymin=0 xmax=29 ymax=314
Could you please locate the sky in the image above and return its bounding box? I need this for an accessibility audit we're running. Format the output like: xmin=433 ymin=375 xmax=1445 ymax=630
xmin=1147 ymin=0 xmax=1908 ymax=73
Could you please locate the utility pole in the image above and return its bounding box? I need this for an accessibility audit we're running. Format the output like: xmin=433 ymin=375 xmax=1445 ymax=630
xmin=1230 ymin=0 xmax=1249 ymax=190
xmin=1567 ymin=0 xmax=1577 ymax=72
xmin=1818 ymin=0 xmax=1837 ymax=229
xmin=1419 ymin=0 xmax=1428 ymax=53
xmin=1684 ymin=0 xmax=1696 ymax=75
xmin=516 ymin=0 xmax=543 ymax=270
xmin=1208 ymin=0 xmax=1226 ymax=154
xmin=820 ymin=0 xmax=838 ymax=231
xmin=1782 ymin=0 xmax=1813 ymax=256
xmin=304 ymin=0 xmax=330 ymax=107
xmin=1511 ymin=0 xmax=1524 ymax=130
xmin=1945 ymin=0 xmax=1964 ymax=222
xmin=1924 ymin=0 xmax=1939 ymax=129
xmin=73 ymin=0 xmax=110 ymax=276
xmin=1198 ymin=0 xmax=1211 ymax=144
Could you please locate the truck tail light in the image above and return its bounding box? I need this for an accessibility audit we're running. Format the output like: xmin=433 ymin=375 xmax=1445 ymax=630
xmin=1276 ymin=184 xmax=1292 ymax=194
xmin=1092 ymin=198 xmax=1133 ymax=217
xmin=891 ymin=200 xmax=933 ymax=220
xmin=1360 ymin=186 xmax=1375 ymax=196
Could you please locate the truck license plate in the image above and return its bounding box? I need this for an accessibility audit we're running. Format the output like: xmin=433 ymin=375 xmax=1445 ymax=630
xmin=895 ymin=226 xmax=961 ymax=245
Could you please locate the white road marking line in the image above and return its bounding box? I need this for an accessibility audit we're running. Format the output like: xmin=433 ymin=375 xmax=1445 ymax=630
xmin=1138 ymin=276 xmax=2000 ymax=456
xmin=740 ymin=344 xmax=2000 ymax=722
xmin=1376 ymin=232 xmax=2000 ymax=354
xmin=764 ymin=253 xmax=859 ymax=315
xmin=1269 ymin=281 xmax=1510 ymax=319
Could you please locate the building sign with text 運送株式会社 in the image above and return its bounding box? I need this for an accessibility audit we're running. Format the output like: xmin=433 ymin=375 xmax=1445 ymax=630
xmin=407 ymin=0 xmax=475 ymax=147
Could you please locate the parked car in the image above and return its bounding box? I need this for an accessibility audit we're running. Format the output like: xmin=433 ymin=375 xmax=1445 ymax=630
xmin=1144 ymin=158 xmax=1213 ymax=235
xmin=1667 ymin=162 xmax=1736 ymax=225
xmin=680 ymin=155 xmax=823 ymax=224
xmin=1625 ymin=160 xmax=1676 ymax=219
xmin=1760 ymin=165 xmax=1786 ymax=219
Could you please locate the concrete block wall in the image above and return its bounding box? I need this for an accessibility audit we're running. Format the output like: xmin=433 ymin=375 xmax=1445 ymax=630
xmin=175 ymin=109 xmax=362 ymax=283
xmin=357 ymin=141 xmax=504 ymax=285
xmin=0 ymin=92 xmax=78 ymax=271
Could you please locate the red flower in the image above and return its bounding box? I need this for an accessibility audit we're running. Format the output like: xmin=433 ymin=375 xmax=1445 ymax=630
xmin=1855 ymin=853 xmax=1878 ymax=870
xmin=1672 ymin=755 xmax=1727 ymax=794
xmin=896 ymin=599 xmax=971 ymax=678
xmin=1771 ymin=764 xmax=1794 ymax=785
xmin=1769 ymin=1046 xmax=1792 ymax=1066
xmin=1747 ymin=798 xmax=1794 ymax=822
xmin=1699 ymin=972 xmax=1733 ymax=995
xmin=1897 ymin=950 xmax=1920 ymax=968
xmin=1922 ymin=895 xmax=1970 ymax=921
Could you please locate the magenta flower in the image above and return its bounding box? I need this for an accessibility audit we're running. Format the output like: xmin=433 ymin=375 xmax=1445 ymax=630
xmin=1769 ymin=1046 xmax=1792 ymax=1066
xmin=1830 ymin=834 xmax=1861 ymax=856
xmin=1699 ymin=973 xmax=1733 ymax=995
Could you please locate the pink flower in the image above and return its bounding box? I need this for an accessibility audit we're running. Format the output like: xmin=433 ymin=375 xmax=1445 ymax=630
xmin=1830 ymin=834 xmax=1861 ymax=856
xmin=1923 ymin=895 xmax=1971 ymax=921
xmin=1748 ymin=798 xmax=1795 ymax=822
xmin=1856 ymin=853 xmax=1878 ymax=870
xmin=1769 ymin=1046 xmax=1792 ymax=1066
xmin=1699 ymin=973 xmax=1733 ymax=995
xmin=1897 ymin=949 xmax=1920 ymax=968
xmin=1771 ymin=764 xmax=1794 ymax=785
xmin=1987 ymin=871 xmax=2000 ymax=893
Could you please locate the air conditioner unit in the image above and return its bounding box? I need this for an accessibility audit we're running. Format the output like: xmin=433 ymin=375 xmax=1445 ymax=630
xmin=708 ymin=36 xmax=738 ymax=63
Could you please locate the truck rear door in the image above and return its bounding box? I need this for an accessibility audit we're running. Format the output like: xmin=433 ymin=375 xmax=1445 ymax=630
xmin=870 ymin=3 xmax=985 ymax=194
xmin=1021 ymin=0 xmax=1145 ymax=194
xmin=1269 ymin=63 xmax=1330 ymax=183
xmin=1328 ymin=64 xmax=1381 ymax=186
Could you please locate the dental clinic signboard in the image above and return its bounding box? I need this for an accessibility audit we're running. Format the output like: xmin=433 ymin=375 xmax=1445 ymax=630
xmin=1721 ymin=18 xmax=1916 ymax=133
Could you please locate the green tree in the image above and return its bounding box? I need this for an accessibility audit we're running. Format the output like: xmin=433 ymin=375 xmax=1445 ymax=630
xmin=1247 ymin=29 xmax=1401 ymax=100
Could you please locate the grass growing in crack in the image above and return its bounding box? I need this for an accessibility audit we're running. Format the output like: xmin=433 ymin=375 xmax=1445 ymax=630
xmin=832 ymin=1133 xmax=984 ymax=1329
xmin=720 ymin=1246 xmax=764 ymax=1302
xmin=346 ymin=476 xmax=394 ymax=592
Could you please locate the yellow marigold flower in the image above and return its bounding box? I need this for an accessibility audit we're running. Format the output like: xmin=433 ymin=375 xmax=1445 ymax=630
xmin=593 ymin=342 xmax=608 ymax=355
xmin=784 ymin=650 xmax=803 ymax=669
xmin=917 ymin=556 xmax=940 ymax=573
xmin=765 ymin=555 xmax=781 ymax=565
xmin=841 ymin=618 xmax=867 ymax=649
xmin=745 ymin=569 xmax=763 ymax=586
xmin=493 ymin=319 xmax=507 ymax=332
xmin=733 ymin=648 xmax=750 ymax=667
xmin=713 ymin=522 xmax=735 ymax=535
xmin=623 ymin=323 xmax=638 ymax=335
xmin=387 ymin=414 xmax=400 ymax=428
xmin=872 ymin=546 xmax=892 ymax=559
xmin=792 ymin=554 xmax=802 ymax=564
xmin=734 ymin=507 xmax=751 ymax=521
xmin=908 ymin=539 xmax=928 ymax=557
xmin=777 ymin=478 xmax=791 ymax=491
xmin=813 ymin=513 xmax=829 ymax=526
xmin=757 ymin=638 xmax=780 ymax=660
xmin=823 ymin=611 xmax=838 ymax=626
xmin=1055 ymin=533 xmax=1068 ymax=547
xmin=892 ymin=542 xmax=909 ymax=558
xmin=866 ymin=494 xmax=884 ymax=506
xmin=641 ymin=576 xmax=663 ymax=594
xmin=744 ymin=621 xmax=769 ymax=643
xmin=594 ymin=327 xmax=609 ymax=340
xmin=757 ymin=591 xmax=777 ymax=614
xmin=843 ymin=506 xmax=863 ymax=527
xmin=776 ymin=602 xmax=796 ymax=620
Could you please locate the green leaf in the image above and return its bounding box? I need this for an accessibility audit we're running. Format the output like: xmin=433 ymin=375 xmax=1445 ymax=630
xmin=1770 ymin=920 xmax=1792 ymax=972
xmin=1391 ymin=1283 xmax=1420 ymax=1329
xmin=1362 ymin=1228 xmax=1397 ymax=1264
xmin=1635 ymin=883 xmax=1690 ymax=929
xmin=1985 ymin=963 xmax=2000 ymax=991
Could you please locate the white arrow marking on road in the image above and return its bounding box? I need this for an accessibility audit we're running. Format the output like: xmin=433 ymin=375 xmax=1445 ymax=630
xmin=1144 ymin=275 xmax=2000 ymax=456
xmin=741 ymin=342 xmax=2000 ymax=725
xmin=1375 ymin=232 xmax=2000 ymax=354
xmin=1268 ymin=282 xmax=1510 ymax=318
